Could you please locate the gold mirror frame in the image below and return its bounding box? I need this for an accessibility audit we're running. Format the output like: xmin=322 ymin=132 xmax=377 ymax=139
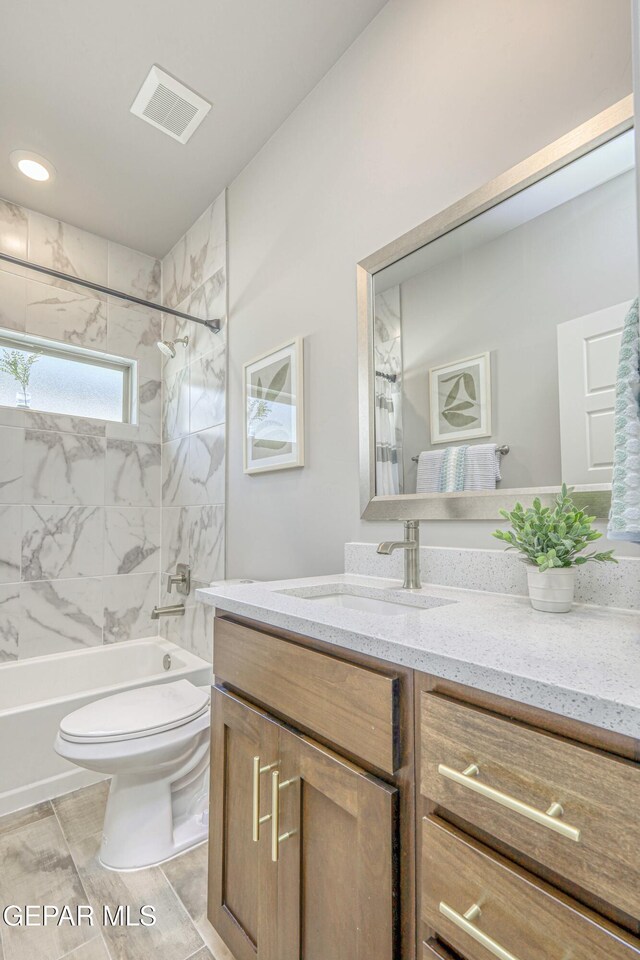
xmin=357 ymin=96 xmax=634 ymax=520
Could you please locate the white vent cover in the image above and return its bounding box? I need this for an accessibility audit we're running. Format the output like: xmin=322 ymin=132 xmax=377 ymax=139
xmin=130 ymin=65 xmax=211 ymax=144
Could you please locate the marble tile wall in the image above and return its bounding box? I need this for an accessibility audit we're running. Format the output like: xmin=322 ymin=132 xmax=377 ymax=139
xmin=160 ymin=192 xmax=227 ymax=662
xmin=0 ymin=197 xmax=162 ymax=663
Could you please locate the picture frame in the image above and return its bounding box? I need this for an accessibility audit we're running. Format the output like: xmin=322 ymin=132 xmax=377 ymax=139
xmin=243 ymin=337 xmax=305 ymax=474
xmin=428 ymin=351 xmax=492 ymax=444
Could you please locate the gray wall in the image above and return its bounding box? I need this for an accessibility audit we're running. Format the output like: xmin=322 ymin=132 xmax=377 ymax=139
xmin=399 ymin=171 xmax=638 ymax=491
xmin=226 ymin=0 xmax=635 ymax=579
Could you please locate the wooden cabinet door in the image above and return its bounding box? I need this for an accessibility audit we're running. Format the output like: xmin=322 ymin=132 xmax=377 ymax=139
xmin=275 ymin=724 xmax=398 ymax=960
xmin=208 ymin=686 xmax=279 ymax=960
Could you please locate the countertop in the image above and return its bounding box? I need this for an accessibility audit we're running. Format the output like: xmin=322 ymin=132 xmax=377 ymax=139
xmin=196 ymin=574 xmax=640 ymax=738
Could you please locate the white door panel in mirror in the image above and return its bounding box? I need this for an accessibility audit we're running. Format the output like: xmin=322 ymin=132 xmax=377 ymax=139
xmin=557 ymin=300 xmax=630 ymax=485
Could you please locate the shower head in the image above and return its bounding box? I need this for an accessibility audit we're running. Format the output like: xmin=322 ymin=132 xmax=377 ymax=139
xmin=157 ymin=336 xmax=189 ymax=359
xmin=157 ymin=340 xmax=175 ymax=358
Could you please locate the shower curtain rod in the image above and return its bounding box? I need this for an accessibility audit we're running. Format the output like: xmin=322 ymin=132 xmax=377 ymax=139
xmin=0 ymin=252 xmax=222 ymax=332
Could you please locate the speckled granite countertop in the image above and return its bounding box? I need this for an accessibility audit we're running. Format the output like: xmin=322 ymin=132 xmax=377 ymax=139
xmin=196 ymin=574 xmax=640 ymax=738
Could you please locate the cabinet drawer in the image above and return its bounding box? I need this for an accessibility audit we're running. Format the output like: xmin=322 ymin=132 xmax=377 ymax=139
xmin=214 ymin=617 xmax=399 ymax=774
xmin=420 ymin=693 xmax=640 ymax=918
xmin=423 ymin=940 xmax=459 ymax=959
xmin=422 ymin=817 xmax=640 ymax=960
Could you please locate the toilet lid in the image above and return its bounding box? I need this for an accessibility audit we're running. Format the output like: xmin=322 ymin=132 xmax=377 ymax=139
xmin=59 ymin=679 xmax=210 ymax=743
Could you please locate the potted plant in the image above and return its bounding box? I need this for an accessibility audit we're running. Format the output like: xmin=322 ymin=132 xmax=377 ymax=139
xmin=0 ymin=348 xmax=41 ymax=408
xmin=493 ymin=484 xmax=616 ymax=612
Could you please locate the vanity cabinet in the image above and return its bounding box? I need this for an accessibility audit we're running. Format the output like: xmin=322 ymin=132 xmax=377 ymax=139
xmin=275 ymin=719 xmax=396 ymax=960
xmin=420 ymin=691 xmax=640 ymax=919
xmin=212 ymin=615 xmax=400 ymax=774
xmin=209 ymin=617 xmax=404 ymax=960
xmin=208 ymin=613 xmax=640 ymax=960
xmin=421 ymin=817 xmax=640 ymax=960
xmin=208 ymin=687 xmax=279 ymax=960
xmin=416 ymin=673 xmax=640 ymax=959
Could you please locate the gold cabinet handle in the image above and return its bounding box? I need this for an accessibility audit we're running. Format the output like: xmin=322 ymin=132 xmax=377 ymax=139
xmin=437 ymin=763 xmax=580 ymax=842
xmin=271 ymin=769 xmax=296 ymax=862
xmin=252 ymin=756 xmax=278 ymax=842
xmin=440 ymin=902 xmax=520 ymax=960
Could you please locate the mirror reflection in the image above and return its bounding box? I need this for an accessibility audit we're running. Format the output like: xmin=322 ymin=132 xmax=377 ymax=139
xmin=373 ymin=130 xmax=638 ymax=497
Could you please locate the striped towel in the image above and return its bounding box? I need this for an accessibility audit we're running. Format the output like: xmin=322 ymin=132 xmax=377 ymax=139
xmin=416 ymin=450 xmax=445 ymax=492
xmin=464 ymin=443 xmax=502 ymax=491
xmin=416 ymin=446 xmax=467 ymax=492
xmin=608 ymin=298 xmax=640 ymax=541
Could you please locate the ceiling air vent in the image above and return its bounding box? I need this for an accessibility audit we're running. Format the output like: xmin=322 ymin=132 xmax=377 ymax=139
xmin=130 ymin=65 xmax=211 ymax=144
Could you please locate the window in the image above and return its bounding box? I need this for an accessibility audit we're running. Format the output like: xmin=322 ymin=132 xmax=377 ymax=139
xmin=0 ymin=330 xmax=135 ymax=423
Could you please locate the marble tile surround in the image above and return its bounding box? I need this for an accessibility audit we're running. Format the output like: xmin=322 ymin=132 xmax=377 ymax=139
xmin=0 ymin=199 xmax=27 ymax=259
xmin=27 ymin=211 xmax=108 ymax=292
xmin=23 ymin=430 xmax=106 ymax=505
xmin=103 ymin=506 xmax=160 ymax=576
xmin=0 ymin=192 xmax=226 ymax=666
xmin=104 ymin=439 xmax=161 ymax=506
xmin=22 ymin=505 xmax=103 ymax=581
xmin=344 ymin=542 xmax=640 ymax=610
xmin=160 ymin=193 xmax=227 ymax=662
xmin=0 ymin=197 xmax=164 ymax=663
xmin=0 ymin=268 xmax=27 ymax=332
xmin=26 ymin=279 xmax=107 ymax=348
xmin=162 ymin=194 xmax=225 ymax=310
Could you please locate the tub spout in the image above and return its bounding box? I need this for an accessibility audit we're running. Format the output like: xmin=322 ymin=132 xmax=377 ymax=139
xmin=151 ymin=603 xmax=186 ymax=620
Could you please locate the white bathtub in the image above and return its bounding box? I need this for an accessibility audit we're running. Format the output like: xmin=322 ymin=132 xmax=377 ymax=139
xmin=0 ymin=638 xmax=212 ymax=816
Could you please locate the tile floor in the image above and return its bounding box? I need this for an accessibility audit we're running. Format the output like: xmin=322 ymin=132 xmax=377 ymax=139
xmin=0 ymin=782 xmax=236 ymax=960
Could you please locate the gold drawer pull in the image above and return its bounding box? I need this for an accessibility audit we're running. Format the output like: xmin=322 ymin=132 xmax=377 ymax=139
xmin=271 ymin=769 xmax=297 ymax=862
xmin=440 ymin=902 xmax=520 ymax=960
xmin=252 ymin=756 xmax=278 ymax=842
xmin=437 ymin=763 xmax=580 ymax=842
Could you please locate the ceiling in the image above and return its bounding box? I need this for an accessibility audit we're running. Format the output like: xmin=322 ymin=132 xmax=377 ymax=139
xmin=0 ymin=0 xmax=387 ymax=257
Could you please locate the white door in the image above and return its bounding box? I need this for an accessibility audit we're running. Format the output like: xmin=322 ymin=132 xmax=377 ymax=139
xmin=557 ymin=300 xmax=631 ymax=485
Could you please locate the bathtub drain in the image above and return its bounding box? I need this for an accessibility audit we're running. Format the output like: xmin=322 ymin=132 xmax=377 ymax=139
xmin=163 ymin=654 xmax=172 ymax=671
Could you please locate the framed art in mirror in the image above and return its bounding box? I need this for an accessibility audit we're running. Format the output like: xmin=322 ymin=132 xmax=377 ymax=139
xmin=429 ymin=352 xmax=491 ymax=444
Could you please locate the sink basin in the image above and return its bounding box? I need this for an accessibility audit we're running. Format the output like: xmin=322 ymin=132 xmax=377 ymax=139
xmin=277 ymin=583 xmax=455 ymax=617
xmin=306 ymin=593 xmax=422 ymax=616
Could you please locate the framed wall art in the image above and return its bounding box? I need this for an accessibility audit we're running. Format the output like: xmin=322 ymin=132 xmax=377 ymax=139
xmin=243 ymin=337 xmax=304 ymax=474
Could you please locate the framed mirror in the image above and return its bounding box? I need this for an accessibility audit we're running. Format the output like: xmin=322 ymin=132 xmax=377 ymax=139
xmin=358 ymin=96 xmax=637 ymax=520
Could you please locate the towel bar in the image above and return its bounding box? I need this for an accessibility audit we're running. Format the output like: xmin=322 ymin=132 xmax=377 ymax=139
xmin=411 ymin=444 xmax=509 ymax=462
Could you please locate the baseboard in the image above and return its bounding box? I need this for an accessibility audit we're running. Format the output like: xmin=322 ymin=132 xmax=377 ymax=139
xmin=0 ymin=767 xmax=107 ymax=817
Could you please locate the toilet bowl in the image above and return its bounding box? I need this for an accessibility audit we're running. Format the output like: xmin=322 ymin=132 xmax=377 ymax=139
xmin=55 ymin=679 xmax=210 ymax=871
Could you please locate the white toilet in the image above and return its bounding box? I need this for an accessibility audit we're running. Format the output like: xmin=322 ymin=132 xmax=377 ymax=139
xmin=55 ymin=679 xmax=210 ymax=871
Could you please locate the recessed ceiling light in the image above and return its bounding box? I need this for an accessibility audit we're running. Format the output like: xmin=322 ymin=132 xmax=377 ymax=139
xmin=10 ymin=150 xmax=55 ymax=182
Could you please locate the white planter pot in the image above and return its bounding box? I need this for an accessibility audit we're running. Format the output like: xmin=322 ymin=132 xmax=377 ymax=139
xmin=526 ymin=566 xmax=575 ymax=613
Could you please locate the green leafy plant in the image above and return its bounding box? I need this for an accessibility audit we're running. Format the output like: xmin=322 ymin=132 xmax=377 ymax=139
xmin=492 ymin=484 xmax=616 ymax=571
xmin=0 ymin=348 xmax=41 ymax=407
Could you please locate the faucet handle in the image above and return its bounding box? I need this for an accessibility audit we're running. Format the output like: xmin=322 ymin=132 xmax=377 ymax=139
xmin=166 ymin=563 xmax=190 ymax=596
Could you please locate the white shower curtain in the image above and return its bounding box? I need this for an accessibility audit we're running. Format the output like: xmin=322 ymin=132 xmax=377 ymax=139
xmin=375 ymin=374 xmax=400 ymax=496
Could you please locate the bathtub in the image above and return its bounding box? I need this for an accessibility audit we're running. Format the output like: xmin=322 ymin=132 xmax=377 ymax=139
xmin=0 ymin=638 xmax=212 ymax=816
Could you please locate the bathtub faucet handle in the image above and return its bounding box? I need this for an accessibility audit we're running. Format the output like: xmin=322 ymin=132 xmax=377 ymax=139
xmin=166 ymin=563 xmax=190 ymax=597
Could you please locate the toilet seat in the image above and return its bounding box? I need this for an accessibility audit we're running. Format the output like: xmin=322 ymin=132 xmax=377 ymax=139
xmin=59 ymin=679 xmax=210 ymax=744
